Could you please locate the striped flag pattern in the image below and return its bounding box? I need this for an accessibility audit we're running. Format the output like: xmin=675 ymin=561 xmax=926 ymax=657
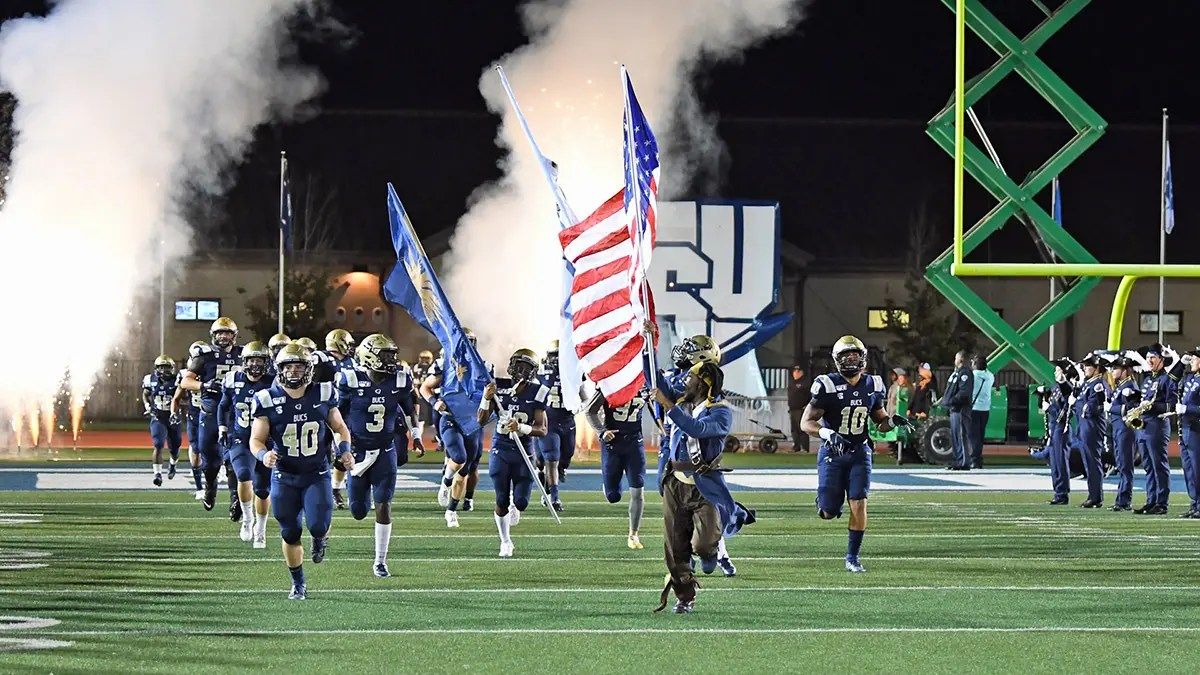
xmin=559 ymin=188 xmax=650 ymax=406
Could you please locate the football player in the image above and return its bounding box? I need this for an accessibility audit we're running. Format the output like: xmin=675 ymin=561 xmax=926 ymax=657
xmin=179 ymin=317 xmax=243 ymax=514
xmin=420 ymin=329 xmax=487 ymax=524
xmin=800 ymin=335 xmax=913 ymax=573
xmin=217 ymin=341 xmax=274 ymax=546
xmin=267 ymin=333 xmax=291 ymax=375
xmin=411 ymin=349 xmax=438 ymax=450
xmin=583 ymin=388 xmax=648 ymax=549
xmin=537 ymin=341 xmax=575 ymax=507
xmin=250 ymin=343 xmax=355 ymax=600
xmin=142 ymin=355 xmax=182 ymax=486
xmin=337 ymin=334 xmax=424 ymax=577
xmin=312 ymin=330 xmax=356 ymax=510
xmin=172 ymin=340 xmax=209 ymax=498
xmin=478 ymin=348 xmax=548 ymax=557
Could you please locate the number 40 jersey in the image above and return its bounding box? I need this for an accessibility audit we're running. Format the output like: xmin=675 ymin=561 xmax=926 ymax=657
xmin=810 ymin=373 xmax=886 ymax=447
xmin=251 ymin=382 xmax=340 ymax=474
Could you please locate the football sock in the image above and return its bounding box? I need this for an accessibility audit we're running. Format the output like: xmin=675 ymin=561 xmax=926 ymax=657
xmin=847 ymin=529 xmax=864 ymax=560
xmin=442 ymin=466 xmax=454 ymax=487
xmin=169 ymin=457 xmax=178 ymax=466
xmin=153 ymin=464 xmax=161 ymax=476
xmin=550 ymin=485 xmax=560 ymax=502
xmin=240 ymin=501 xmax=253 ymax=523
xmin=465 ymin=487 xmax=475 ymax=500
xmin=448 ymin=498 xmax=459 ymax=512
xmin=717 ymin=537 xmax=729 ymax=560
xmin=629 ymin=487 xmax=645 ymax=532
xmin=253 ymin=513 xmax=267 ymax=538
xmin=288 ymin=564 xmax=305 ymax=587
xmin=374 ymin=523 xmax=392 ymax=564
xmin=494 ymin=513 xmax=511 ymax=544
xmin=191 ymin=467 xmax=203 ymax=490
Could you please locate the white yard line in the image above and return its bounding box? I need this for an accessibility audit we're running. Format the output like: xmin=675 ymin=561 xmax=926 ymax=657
xmin=33 ymin=626 xmax=1200 ymax=636
xmin=19 ymin=555 xmax=1200 ymax=564
xmin=0 ymin=585 xmax=1197 ymax=595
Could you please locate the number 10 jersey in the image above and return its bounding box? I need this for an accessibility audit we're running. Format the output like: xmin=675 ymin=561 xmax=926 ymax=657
xmin=809 ymin=373 xmax=885 ymax=447
xmin=251 ymin=382 xmax=340 ymax=474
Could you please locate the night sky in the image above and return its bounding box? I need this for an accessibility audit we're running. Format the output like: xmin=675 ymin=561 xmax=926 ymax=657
xmin=3 ymin=0 xmax=1198 ymax=261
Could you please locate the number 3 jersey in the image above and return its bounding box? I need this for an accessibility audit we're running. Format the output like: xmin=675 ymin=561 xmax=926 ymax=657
xmin=251 ymin=382 xmax=340 ymax=474
xmin=810 ymin=373 xmax=886 ymax=446
xmin=219 ymin=371 xmax=272 ymax=442
xmin=336 ymin=366 xmax=416 ymax=450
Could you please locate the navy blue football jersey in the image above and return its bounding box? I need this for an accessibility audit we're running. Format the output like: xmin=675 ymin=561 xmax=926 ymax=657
xmin=337 ymin=366 xmax=415 ymax=450
xmin=810 ymin=372 xmax=886 ymax=446
xmin=602 ymin=395 xmax=645 ymax=441
xmin=490 ymin=378 xmax=550 ymax=453
xmin=142 ymin=373 xmax=176 ymax=417
xmin=538 ymin=366 xmax=574 ymax=420
xmin=313 ymin=350 xmax=354 ymax=384
xmin=251 ymin=381 xmax=339 ymax=474
xmin=188 ymin=345 xmax=243 ymax=414
xmin=220 ymin=370 xmax=272 ymax=441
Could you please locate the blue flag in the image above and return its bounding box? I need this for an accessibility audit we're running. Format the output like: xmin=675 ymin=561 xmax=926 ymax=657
xmin=1165 ymin=140 xmax=1176 ymax=234
xmin=280 ymin=155 xmax=293 ymax=251
xmin=718 ymin=312 xmax=795 ymax=366
xmin=381 ymin=184 xmax=489 ymax=435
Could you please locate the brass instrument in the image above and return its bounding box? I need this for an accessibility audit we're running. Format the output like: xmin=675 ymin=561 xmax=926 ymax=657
xmin=1123 ymin=383 xmax=1157 ymax=431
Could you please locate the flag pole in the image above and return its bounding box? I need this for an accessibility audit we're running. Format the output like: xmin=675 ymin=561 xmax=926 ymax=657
xmin=1158 ymin=109 xmax=1167 ymax=344
xmin=621 ymin=66 xmax=658 ymax=392
xmin=278 ymin=151 xmax=287 ymax=335
xmin=1048 ymin=177 xmax=1057 ymax=360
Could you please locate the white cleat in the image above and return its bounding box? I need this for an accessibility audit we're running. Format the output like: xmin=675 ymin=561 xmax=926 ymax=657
xmin=239 ymin=523 xmax=253 ymax=542
xmin=508 ymin=509 xmax=521 ymax=527
xmin=627 ymin=534 xmax=644 ymax=550
xmin=445 ymin=510 xmax=460 ymax=528
xmin=437 ymin=484 xmax=450 ymax=508
xmin=194 ymin=489 xmax=205 ymax=500
xmin=252 ymin=532 xmax=266 ymax=549
xmin=499 ymin=541 xmax=514 ymax=558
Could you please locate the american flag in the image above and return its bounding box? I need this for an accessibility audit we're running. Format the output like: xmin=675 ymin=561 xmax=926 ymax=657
xmin=559 ymin=189 xmax=652 ymax=406
xmin=622 ymin=68 xmax=658 ymax=315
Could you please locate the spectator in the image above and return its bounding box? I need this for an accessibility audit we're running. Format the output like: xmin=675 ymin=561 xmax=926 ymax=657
xmin=787 ymin=365 xmax=811 ymax=452
xmin=908 ymin=362 xmax=936 ymax=419
xmin=886 ymin=367 xmax=913 ymax=415
xmin=941 ymin=350 xmax=975 ymax=471
xmin=970 ymin=353 xmax=994 ymax=468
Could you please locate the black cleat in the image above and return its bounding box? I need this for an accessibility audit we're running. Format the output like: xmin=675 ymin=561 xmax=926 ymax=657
xmin=1133 ymin=503 xmax=1154 ymax=514
xmin=552 ymin=501 xmax=564 ymax=513
xmin=167 ymin=464 xmax=177 ymax=480
xmin=558 ymin=467 xmax=567 ymax=483
xmin=312 ymin=536 xmax=329 ymax=563
xmin=1177 ymin=510 xmax=1197 ymax=519
xmin=202 ymin=487 xmax=216 ymax=511
xmin=672 ymin=599 xmax=695 ymax=614
xmin=229 ymin=499 xmax=242 ymax=522
xmin=1110 ymin=504 xmax=1132 ymax=512
xmin=374 ymin=562 xmax=390 ymax=578
xmin=1049 ymin=496 xmax=1069 ymax=505
xmin=333 ymin=489 xmax=346 ymax=510
xmin=462 ymin=498 xmax=474 ymax=512
xmin=152 ymin=473 xmax=163 ymax=487
xmin=1080 ymin=499 xmax=1102 ymax=509
xmin=1149 ymin=504 xmax=1169 ymax=515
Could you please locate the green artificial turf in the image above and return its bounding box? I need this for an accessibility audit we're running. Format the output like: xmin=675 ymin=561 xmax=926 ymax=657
xmin=2 ymin=490 xmax=1199 ymax=672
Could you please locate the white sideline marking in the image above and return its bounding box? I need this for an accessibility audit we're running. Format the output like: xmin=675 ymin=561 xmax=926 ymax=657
xmin=1 ymin=585 xmax=1196 ymax=595
xmin=11 ymin=532 xmax=1195 ymax=541
xmin=0 ymin=638 xmax=74 ymax=651
xmin=0 ymin=616 xmax=59 ymax=631
xmin=32 ymin=555 xmax=1200 ymax=564
xmin=37 ymin=626 xmax=1200 ymax=636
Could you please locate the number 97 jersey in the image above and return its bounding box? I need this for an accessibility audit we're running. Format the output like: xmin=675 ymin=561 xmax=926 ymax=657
xmin=810 ymin=373 xmax=885 ymax=447
xmin=251 ymin=382 xmax=340 ymax=474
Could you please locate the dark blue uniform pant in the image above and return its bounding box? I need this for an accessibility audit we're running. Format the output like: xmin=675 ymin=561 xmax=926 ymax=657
xmin=186 ymin=408 xmax=200 ymax=452
xmin=489 ymin=447 xmax=533 ymax=513
xmin=949 ymin=410 xmax=972 ymax=468
xmin=149 ymin=415 xmax=182 ymax=458
xmin=1048 ymin=425 xmax=1070 ymax=500
xmin=348 ymin=446 xmax=399 ymax=520
xmin=1109 ymin=415 xmax=1135 ymax=508
xmin=1181 ymin=424 xmax=1200 ymax=511
xmin=271 ymin=469 xmax=334 ymax=545
xmin=539 ymin=414 xmax=576 ymax=465
xmin=228 ymin=440 xmax=271 ymax=499
xmin=440 ymin=418 xmax=483 ymax=470
xmin=1077 ymin=420 xmax=1104 ymax=503
xmin=816 ymin=442 xmax=872 ymax=518
xmin=600 ymin=438 xmax=646 ymax=503
xmin=1137 ymin=420 xmax=1170 ymax=506
xmin=197 ymin=409 xmax=226 ymax=470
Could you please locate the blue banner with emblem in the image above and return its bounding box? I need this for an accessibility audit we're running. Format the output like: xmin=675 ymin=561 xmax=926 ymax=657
xmin=382 ymin=183 xmax=489 ymax=435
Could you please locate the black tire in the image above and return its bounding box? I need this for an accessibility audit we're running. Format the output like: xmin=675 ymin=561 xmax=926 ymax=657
xmin=760 ymin=438 xmax=778 ymax=454
xmin=916 ymin=417 xmax=954 ymax=465
xmin=724 ymin=436 xmax=742 ymax=454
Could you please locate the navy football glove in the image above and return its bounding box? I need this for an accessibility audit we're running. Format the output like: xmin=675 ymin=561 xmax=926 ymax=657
xmin=217 ymin=426 xmax=230 ymax=449
xmin=202 ymin=379 xmax=222 ymax=396
xmin=890 ymin=414 xmax=915 ymax=431
xmin=822 ymin=431 xmax=851 ymax=455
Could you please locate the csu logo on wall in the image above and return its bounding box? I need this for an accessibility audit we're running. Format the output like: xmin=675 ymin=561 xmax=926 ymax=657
xmin=649 ymin=200 xmax=791 ymax=396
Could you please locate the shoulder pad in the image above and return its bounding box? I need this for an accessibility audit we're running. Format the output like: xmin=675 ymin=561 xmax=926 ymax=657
xmin=320 ymin=381 xmax=334 ymax=402
xmin=871 ymin=375 xmax=885 ymax=393
xmin=812 ymin=375 xmax=834 ymax=396
xmin=253 ymin=389 xmax=274 ymax=409
xmin=222 ymin=371 xmax=238 ymax=387
xmin=342 ymin=369 xmax=360 ymax=389
xmin=533 ymin=384 xmax=550 ymax=403
xmin=142 ymin=374 xmax=153 ymax=388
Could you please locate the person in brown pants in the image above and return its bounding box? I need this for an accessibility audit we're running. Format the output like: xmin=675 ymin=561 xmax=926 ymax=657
xmin=653 ymin=361 xmax=753 ymax=614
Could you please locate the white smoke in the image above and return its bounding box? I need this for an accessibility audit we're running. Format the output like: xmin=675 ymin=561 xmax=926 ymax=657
xmin=445 ymin=0 xmax=805 ymax=363
xmin=0 ymin=0 xmax=323 ymax=413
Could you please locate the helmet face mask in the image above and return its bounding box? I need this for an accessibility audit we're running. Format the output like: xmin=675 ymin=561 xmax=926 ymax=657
xmin=244 ymin=356 xmax=268 ymax=379
xmin=212 ymin=330 xmax=235 ymax=349
xmin=681 ymin=335 xmax=721 ymax=367
xmin=275 ymin=344 xmax=313 ymax=389
xmin=508 ymin=349 xmax=539 ymax=382
xmin=355 ymin=334 xmax=399 ymax=375
xmin=154 ymin=356 xmax=174 ymax=378
xmin=418 ymin=350 xmax=433 ymax=366
xmin=832 ymin=335 xmax=867 ymax=378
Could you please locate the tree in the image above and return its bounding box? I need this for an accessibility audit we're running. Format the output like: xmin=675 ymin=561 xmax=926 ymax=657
xmin=881 ymin=201 xmax=979 ymax=369
xmin=237 ymin=268 xmax=336 ymax=342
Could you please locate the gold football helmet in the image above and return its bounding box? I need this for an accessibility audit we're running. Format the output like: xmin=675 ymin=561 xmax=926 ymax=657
xmin=355 ymin=334 xmax=399 ymax=374
xmin=682 ymin=335 xmax=721 ymax=366
xmin=508 ymin=348 xmax=539 ymax=382
xmin=294 ymin=337 xmax=318 ymax=353
xmin=275 ymin=343 xmax=314 ymax=388
xmin=268 ymin=333 xmax=291 ymax=358
xmin=831 ymin=335 xmax=867 ymax=377
xmin=241 ymin=341 xmax=270 ymax=379
xmin=210 ymin=317 xmax=238 ymax=348
xmin=325 ymin=329 xmax=355 ymax=356
xmin=153 ymin=355 xmax=175 ymax=376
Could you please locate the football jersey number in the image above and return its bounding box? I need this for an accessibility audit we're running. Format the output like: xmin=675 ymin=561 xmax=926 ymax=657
xmin=214 ymin=364 xmax=233 ymax=382
xmin=235 ymin=402 xmax=251 ymax=429
xmin=153 ymin=394 xmax=173 ymax=411
xmin=838 ymin=406 xmax=869 ymax=435
xmin=548 ymin=385 xmax=562 ymax=409
xmin=365 ymin=403 xmax=387 ymax=433
xmin=611 ymin=399 xmax=642 ymax=422
xmin=282 ymin=421 xmax=321 ymax=457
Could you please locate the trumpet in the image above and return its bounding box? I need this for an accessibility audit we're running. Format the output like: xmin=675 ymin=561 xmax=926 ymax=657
xmin=1123 ymin=384 xmax=1157 ymax=431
